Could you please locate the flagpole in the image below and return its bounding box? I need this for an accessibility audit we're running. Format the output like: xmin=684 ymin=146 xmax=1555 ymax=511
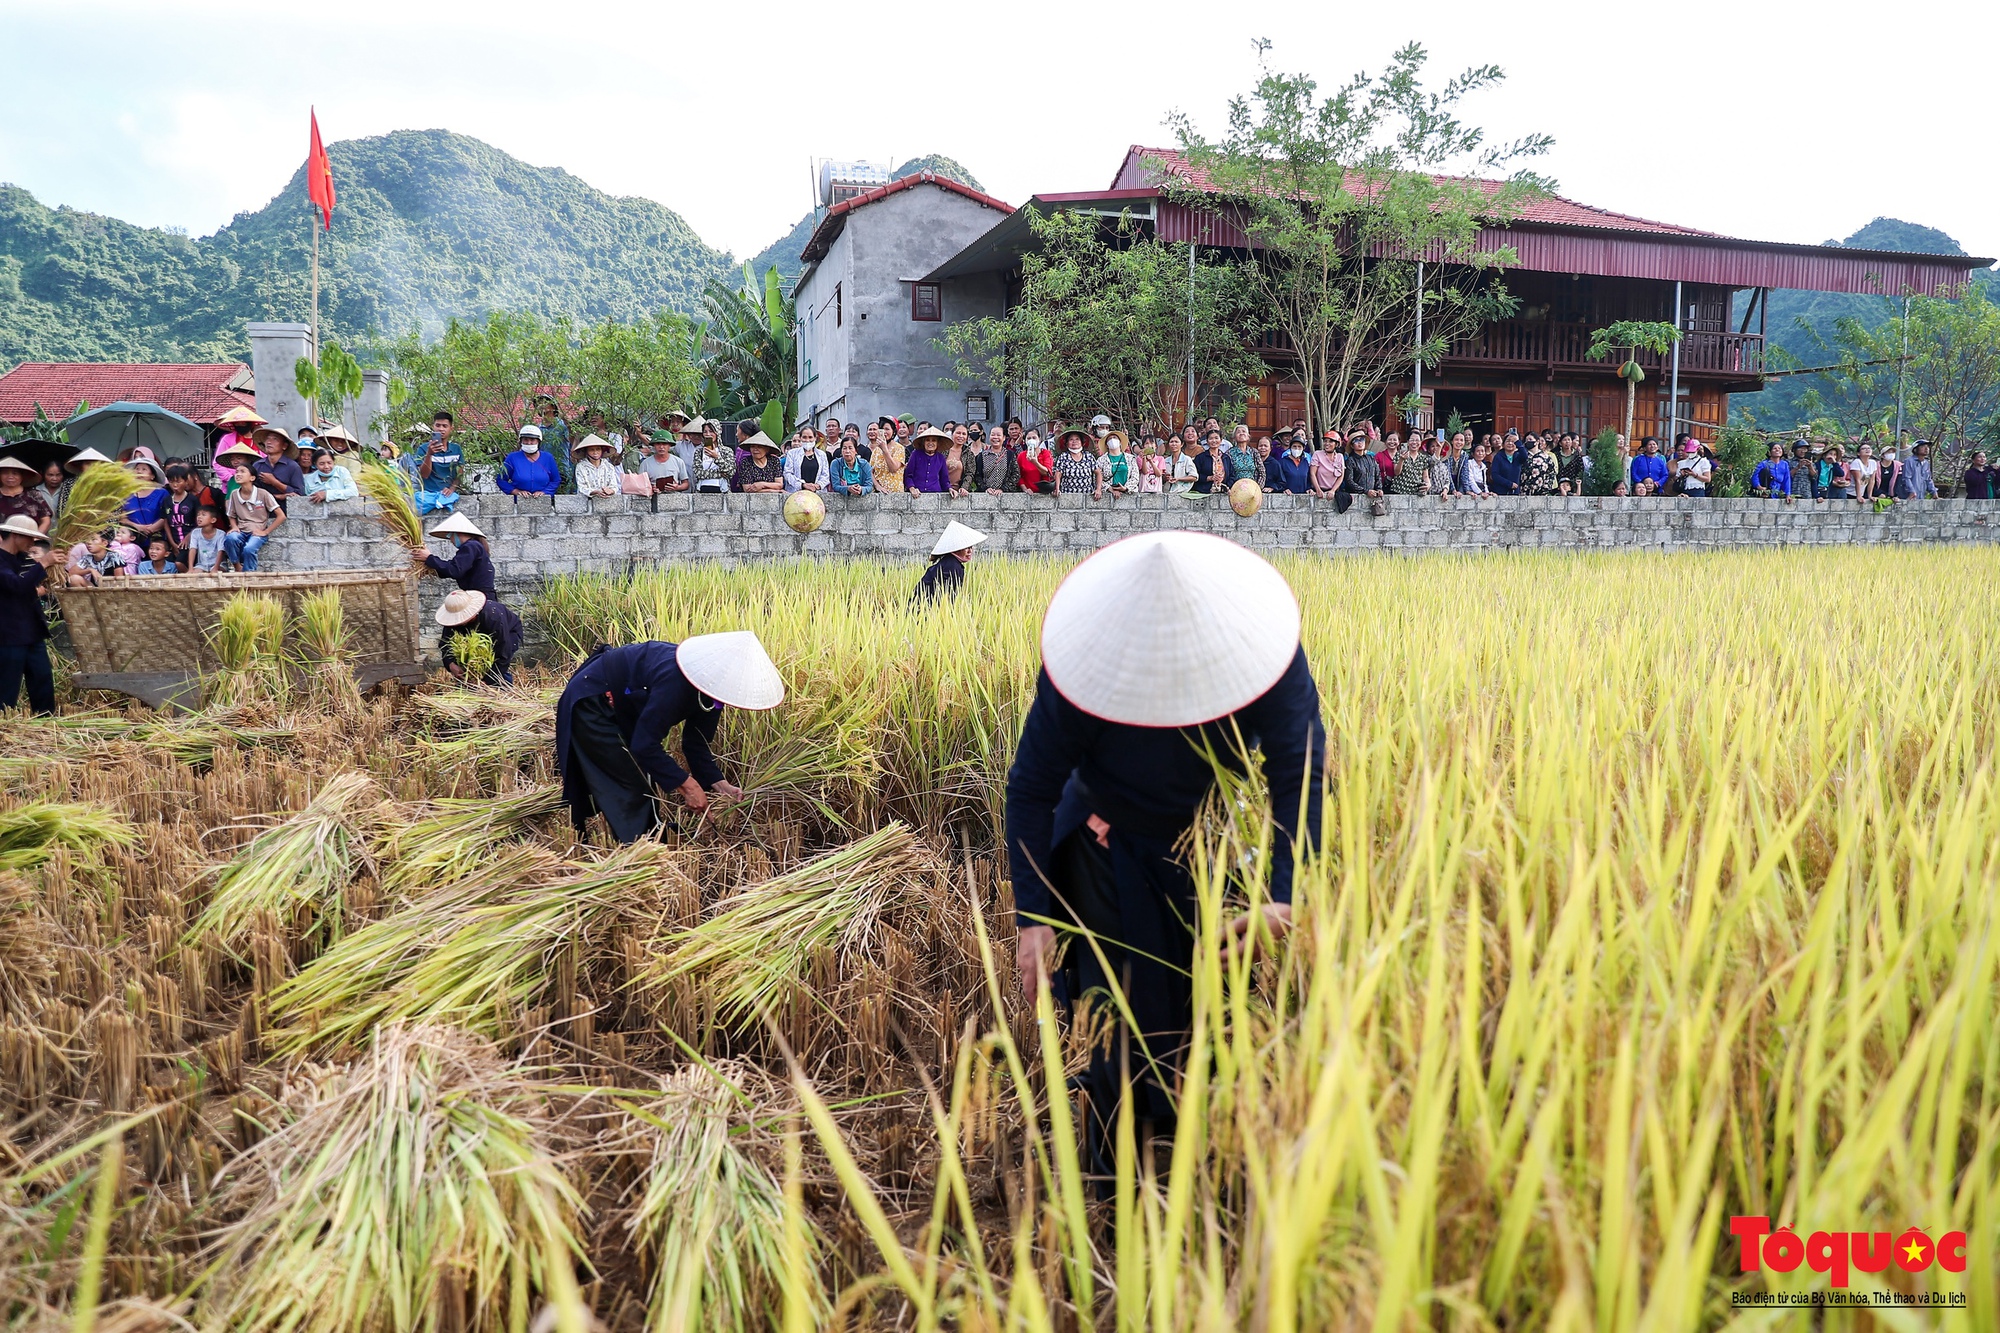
xmin=309 ymin=210 xmax=320 ymax=431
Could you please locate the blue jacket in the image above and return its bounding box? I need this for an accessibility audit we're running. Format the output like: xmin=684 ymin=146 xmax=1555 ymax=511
xmin=1631 ymin=453 xmax=1671 ymax=489
xmin=1489 ymin=447 xmax=1523 ymax=495
xmin=496 ymin=449 xmax=561 ymax=495
xmin=424 ymin=537 xmax=496 ymax=597
xmin=1270 ymin=451 xmax=1313 ymax=493
xmin=1005 ymin=647 xmax=1325 ymax=925
xmin=1752 ymin=458 xmax=1792 ymax=496
xmin=0 ymin=548 xmax=48 ymax=646
xmin=555 ymin=642 xmax=725 ymax=823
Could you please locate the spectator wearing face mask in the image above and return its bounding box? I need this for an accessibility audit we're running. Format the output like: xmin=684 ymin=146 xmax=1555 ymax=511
xmin=1270 ymin=433 xmax=1312 ymax=493
xmin=1016 ymin=431 xmax=1055 ymax=495
xmin=496 ymin=425 xmax=561 ymax=496
xmin=1673 ymin=440 xmax=1712 ymax=497
xmin=783 ymin=429 xmax=833 ymax=493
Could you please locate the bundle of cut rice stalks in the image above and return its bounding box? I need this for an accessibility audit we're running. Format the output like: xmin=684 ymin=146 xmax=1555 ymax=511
xmin=52 ymin=461 xmax=145 ymax=549
xmin=379 ymin=784 xmax=564 ymax=895
xmin=292 ymin=587 xmax=363 ymax=715
xmin=620 ymin=1063 xmax=824 ymax=1333
xmin=353 ymin=456 xmax=425 ymax=553
xmin=447 ymin=631 xmax=497 ymax=680
xmin=415 ymin=686 xmax=557 ymax=788
xmin=200 ymin=1023 xmax=590 ymax=1333
xmin=0 ymin=709 xmax=298 ymax=771
xmin=415 ymin=684 xmax=560 ymax=729
xmin=203 ymin=593 xmax=289 ymax=709
xmin=187 ymin=773 xmax=381 ymax=955
xmin=645 ymin=823 xmax=928 ymax=1033
xmin=266 ymin=841 xmax=687 ymax=1055
xmin=0 ymin=799 xmax=138 ymax=872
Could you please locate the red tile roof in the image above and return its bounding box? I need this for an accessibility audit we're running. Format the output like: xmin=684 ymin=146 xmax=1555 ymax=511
xmin=0 ymin=362 xmax=254 ymax=426
xmin=800 ymin=171 xmax=1013 ymax=263
xmin=1114 ymin=145 xmax=1720 ymax=238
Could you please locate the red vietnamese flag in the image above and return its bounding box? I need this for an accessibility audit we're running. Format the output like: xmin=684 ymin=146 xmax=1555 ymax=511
xmin=306 ymin=109 xmax=336 ymax=230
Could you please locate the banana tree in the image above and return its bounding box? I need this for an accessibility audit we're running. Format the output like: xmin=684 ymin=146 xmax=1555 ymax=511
xmin=1587 ymin=320 xmax=1681 ymax=464
xmin=699 ymin=264 xmax=798 ymax=442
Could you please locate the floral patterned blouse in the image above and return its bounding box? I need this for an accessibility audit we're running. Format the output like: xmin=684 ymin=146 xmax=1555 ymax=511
xmin=1523 ymin=449 xmax=1560 ymax=496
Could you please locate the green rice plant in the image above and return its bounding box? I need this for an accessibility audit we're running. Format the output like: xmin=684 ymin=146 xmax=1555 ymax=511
xmin=51 ymin=463 xmax=144 ymax=549
xmin=645 ymin=823 xmax=925 ymax=1032
xmin=200 ymin=1023 xmax=589 ymax=1333
xmin=447 ymin=631 xmax=497 ymax=680
xmin=204 ymin=592 xmax=290 ymax=709
xmin=378 ymin=784 xmax=564 ymax=895
xmin=0 ymin=799 xmax=137 ymax=871
xmin=187 ymin=772 xmax=380 ymax=954
xmin=266 ymin=841 xmax=679 ymax=1054
xmin=623 ymin=1064 xmax=824 ymax=1332
xmin=353 ymin=456 xmax=425 ymax=552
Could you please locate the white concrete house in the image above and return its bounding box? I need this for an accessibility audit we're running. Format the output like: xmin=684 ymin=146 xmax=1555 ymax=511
xmin=794 ymin=172 xmax=1011 ymax=431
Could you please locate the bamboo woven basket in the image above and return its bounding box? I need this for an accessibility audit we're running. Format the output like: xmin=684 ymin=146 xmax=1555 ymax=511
xmin=58 ymin=569 xmax=421 ymax=675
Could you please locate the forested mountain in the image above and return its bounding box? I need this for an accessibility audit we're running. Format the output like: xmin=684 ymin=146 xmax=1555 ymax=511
xmin=0 ymin=138 xmax=984 ymax=371
xmin=0 ymin=130 xmax=733 ymax=367
xmin=749 ymin=154 xmax=987 ymax=283
xmin=1731 ymin=218 xmax=1993 ymax=426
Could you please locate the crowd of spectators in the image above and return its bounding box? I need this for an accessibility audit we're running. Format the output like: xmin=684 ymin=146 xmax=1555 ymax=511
xmin=462 ymin=401 xmax=1975 ymax=507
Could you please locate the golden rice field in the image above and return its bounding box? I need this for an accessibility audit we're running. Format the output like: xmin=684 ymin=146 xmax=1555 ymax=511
xmin=1 ymin=544 xmax=1996 ymax=1332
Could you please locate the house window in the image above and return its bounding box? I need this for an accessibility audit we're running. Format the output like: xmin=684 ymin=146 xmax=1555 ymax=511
xmin=835 ymin=282 xmax=842 ymax=328
xmin=911 ymin=282 xmax=941 ymax=322
xmin=1552 ymin=393 xmax=1591 ymax=439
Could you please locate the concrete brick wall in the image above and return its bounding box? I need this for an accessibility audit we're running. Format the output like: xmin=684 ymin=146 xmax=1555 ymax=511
xmin=260 ymin=490 xmax=2000 ymax=657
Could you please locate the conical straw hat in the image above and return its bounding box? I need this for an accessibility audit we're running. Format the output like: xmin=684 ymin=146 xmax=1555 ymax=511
xmin=676 ymin=631 xmax=785 ymax=710
xmin=931 ymin=521 xmax=988 ymax=556
xmin=1040 ymin=532 xmax=1300 ymax=727
xmin=426 ymin=512 xmax=486 ymax=540
xmin=435 ymin=589 xmax=487 ymax=626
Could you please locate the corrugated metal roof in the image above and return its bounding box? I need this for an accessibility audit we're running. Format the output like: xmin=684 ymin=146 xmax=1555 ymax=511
xmin=1111 ymin=145 xmax=1990 ymax=294
xmin=1118 ymin=145 xmax=1721 ymax=238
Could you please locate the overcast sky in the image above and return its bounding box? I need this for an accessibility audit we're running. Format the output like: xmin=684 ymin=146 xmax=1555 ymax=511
xmin=1 ymin=0 xmax=1993 ymax=267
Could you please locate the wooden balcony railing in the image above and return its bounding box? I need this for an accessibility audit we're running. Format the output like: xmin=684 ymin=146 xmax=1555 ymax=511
xmin=1252 ymin=321 xmax=1766 ymax=378
xmin=1444 ymin=321 xmax=1764 ymax=377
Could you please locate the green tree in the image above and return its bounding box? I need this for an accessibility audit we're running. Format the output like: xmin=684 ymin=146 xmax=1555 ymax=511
xmin=1585 ymin=427 xmax=1623 ymax=495
xmin=1708 ymin=423 xmax=1765 ymax=497
xmin=936 ymin=209 xmax=1268 ymax=428
xmin=1163 ymin=41 xmax=1550 ymax=434
xmin=1585 ymin=319 xmax=1680 ymax=462
xmin=699 ymin=264 xmax=798 ymax=441
xmin=569 ymin=311 xmax=702 ymax=440
xmin=378 ymin=311 xmax=574 ymax=461
xmin=293 ymin=341 xmax=365 ymax=432
xmin=1796 ymin=283 xmax=2000 ymax=484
